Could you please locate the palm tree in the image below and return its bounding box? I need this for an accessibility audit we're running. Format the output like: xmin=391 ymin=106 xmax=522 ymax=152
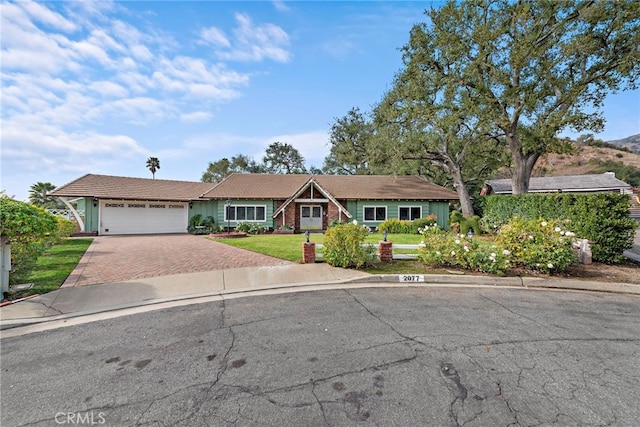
xmin=146 ymin=157 xmax=160 ymax=179
xmin=28 ymin=182 xmax=61 ymax=208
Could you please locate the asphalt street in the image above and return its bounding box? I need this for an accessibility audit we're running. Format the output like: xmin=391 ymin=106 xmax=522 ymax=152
xmin=2 ymin=286 xmax=639 ymax=426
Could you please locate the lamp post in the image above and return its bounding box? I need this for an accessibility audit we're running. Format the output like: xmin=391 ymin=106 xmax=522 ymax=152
xmin=225 ymin=199 xmax=232 ymax=235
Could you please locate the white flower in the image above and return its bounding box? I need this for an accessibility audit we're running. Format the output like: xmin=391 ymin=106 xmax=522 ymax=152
xmin=528 ymin=235 xmax=534 ymax=240
xmin=451 ymin=251 xmax=456 ymax=256
xmin=560 ymin=231 xmax=565 ymax=235
xmin=418 ymin=241 xmax=426 ymax=248
xmin=352 ymin=220 xmax=358 ymax=225
xmin=464 ymin=246 xmax=469 ymax=252
xmin=455 ymin=239 xmax=461 ymax=244
xmin=566 ymin=231 xmax=575 ymax=237
xmin=547 ymin=263 xmax=554 ymax=269
xmin=502 ymin=249 xmax=510 ymax=255
xmin=554 ymin=227 xmax=561 ymax=232
xmin=490 ymin=253 xmax=496 ymax=258
xmin=436 ymin=251 xmax=441 ymax=255
xmin=541 ymin=221 xmax=547 ymax=226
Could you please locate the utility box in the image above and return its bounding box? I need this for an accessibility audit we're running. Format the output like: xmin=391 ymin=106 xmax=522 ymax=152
xmin=0 ymin=237 xmax=11 ymax=301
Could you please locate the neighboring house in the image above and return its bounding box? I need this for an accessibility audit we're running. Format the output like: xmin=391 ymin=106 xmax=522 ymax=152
xmin=483 ymin=172 xmax=632 ymax=195
xmin=50 ymin=173 xmax=459 ymax=235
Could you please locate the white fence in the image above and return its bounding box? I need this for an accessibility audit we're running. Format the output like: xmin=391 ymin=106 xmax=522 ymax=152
xmin=314 ymin=243 xmax=421 ymax=260
xmin=47 ymin=209 xmax=85 ymax=220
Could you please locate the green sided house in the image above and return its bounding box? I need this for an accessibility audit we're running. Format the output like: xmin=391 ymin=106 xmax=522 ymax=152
xmin=50 ymin=173 xmax=459 ymax=235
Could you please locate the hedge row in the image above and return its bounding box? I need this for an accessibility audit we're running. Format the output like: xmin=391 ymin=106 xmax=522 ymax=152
xmin=480 ymin=193 xmax=637 ymax=263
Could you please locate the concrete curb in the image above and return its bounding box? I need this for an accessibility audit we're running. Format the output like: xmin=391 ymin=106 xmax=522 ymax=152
xmin=2 ymin=274 xmax=639 ymax=333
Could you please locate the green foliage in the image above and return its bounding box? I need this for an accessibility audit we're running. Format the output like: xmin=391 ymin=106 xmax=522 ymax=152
xmin=201 ymin=154 xmax=265 ymax=183
xmin=379 ymin=215 xmax=437 ymax=234
xmin=52 ymin=217 xmax=76 ymax=244
xmin=235 ymin=222 xmax=266 ymax=235
xmin=399 ymin=0 xmax=640 ymax=194
xmin=323 ymin=222 xmax=376 ymax=268
xmin=588 ymin=160 xmax=640 ymax=187
xmin=188 ymin=214 xmax=218 ymax=234
xmin=0 ymin=197 xmax=60 ymax=280
xmin=28 ymin=182 xmax=64 ymax=208
xmin=449 ymin=211 xmax=481 ymax=235
xmin=417 ymin=224 xmax=510 ymax=275
xmin=496 ymin=218 xmax=577 ymax=274
xmin=323 ymin=107 xmax=374 ymax=175
xmin=146 ymin=157 xmax=160 ymax=179
xmin=263 ymin=141 xmax=306 ymax=174
xmin=481 ymin=193 xmax=637 ymax=263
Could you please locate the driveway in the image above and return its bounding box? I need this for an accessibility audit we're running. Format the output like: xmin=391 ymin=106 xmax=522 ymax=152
xmin=63 ymin=234 xmax=293 ymax=287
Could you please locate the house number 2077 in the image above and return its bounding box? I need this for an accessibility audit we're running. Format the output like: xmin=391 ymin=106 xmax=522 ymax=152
xmin=400 ymin=275 xmax=425 ymax=282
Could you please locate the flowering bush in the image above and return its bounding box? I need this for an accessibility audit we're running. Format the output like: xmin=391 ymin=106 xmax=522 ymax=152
xmin=417 ymin=224 xmax=510 ymax=274
xmin=323 ymin=222 xmax=376 ymax=268
xmin=496 ymin=217 xmax=577 ymax=274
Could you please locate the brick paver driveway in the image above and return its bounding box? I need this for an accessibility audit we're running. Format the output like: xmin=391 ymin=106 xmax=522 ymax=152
xmin=63 ymin=234 xmax=293 ymax=287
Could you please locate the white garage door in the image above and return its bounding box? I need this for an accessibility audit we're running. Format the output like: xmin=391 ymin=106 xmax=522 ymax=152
xmin=100 ymin=200 xmax=188 ymax=235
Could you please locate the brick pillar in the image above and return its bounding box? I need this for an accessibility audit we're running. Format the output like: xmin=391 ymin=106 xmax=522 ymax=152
xmin=303 ymin=242 xmax=316 ymax=263
xmin=379 ymin=241 xmax=393 ymax=263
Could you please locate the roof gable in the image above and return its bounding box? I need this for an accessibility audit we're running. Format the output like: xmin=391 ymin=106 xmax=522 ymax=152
xmin=49 ymin=174 xmax=215 ymax=201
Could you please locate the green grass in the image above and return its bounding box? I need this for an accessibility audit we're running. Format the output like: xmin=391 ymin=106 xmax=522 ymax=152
xmin=213 ymin=232 xmax=424 ymax=263
xmin=9 ymin=238 xmax=93 ymax=298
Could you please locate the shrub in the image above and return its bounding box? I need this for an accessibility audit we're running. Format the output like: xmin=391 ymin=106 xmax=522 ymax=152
xmin=379 ymin=215 xmax=438 ymax=234
xmin=481 ymin=193 xmax=636 ymax=263
xmin=449 ymin=211 xmax=481 ymax=235
xmin=235 ymin=222 xmax=266 ymax=235
xmin=379 ymin=218 xmax=413 ymax=234
xmin=323 ymin=222 xmax=376 ymax=268
xmin=188 ymin=214 xmax=217 ymax=234
xmin=0 ymin=197 xmax=59 ymax=281
xmin=50 ymin=217 xmax=76 ymax=244
xmin=417 ymin=224 xmax=510 ymax=275
xmin=496 ymin=217 xmax=577 ymax=274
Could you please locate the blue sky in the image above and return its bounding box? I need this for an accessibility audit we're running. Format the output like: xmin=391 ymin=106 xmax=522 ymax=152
xmin=2 ymin=1 xmax=639 ymax=202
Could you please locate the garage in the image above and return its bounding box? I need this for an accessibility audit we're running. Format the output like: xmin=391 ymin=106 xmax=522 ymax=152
xmin=100 ymin=200 xmax=188 ymax=235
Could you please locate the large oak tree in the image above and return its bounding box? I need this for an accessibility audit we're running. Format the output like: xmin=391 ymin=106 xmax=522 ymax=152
xmin=402 ymin=0 xmax=640 ymax=194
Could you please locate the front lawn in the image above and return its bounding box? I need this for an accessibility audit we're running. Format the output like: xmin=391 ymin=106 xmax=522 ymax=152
xmin=8 ymin=238 xmax=93 ymax=298
xmin=213 ymin=232 xmax=423 ymax=263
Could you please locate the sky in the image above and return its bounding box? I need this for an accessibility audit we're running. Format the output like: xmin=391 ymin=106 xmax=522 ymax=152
xmin=1 ymin=0 xmax=639 ymax=202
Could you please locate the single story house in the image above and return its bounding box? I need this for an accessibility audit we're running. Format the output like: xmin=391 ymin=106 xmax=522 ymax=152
xmin=483 ymin=172 xmax=632 ymax=195
xmin=50 ymin=173 xmax=459 ymax=235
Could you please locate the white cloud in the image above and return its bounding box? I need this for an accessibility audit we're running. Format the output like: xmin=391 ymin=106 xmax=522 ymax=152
xmin=180 ymin=111 xmax=213 ymax=123
xmin=89 ymin=81 xmax=129 ymax=98
xmin=272 ymin=1 xmax=290 ymax=12
xmin=200 ymin=27 xmax=230 ymax=48
xmin=201 ymin=13 xmax=291 ymax=63
xmin=17 ymin=0 xmax=77 ymax=32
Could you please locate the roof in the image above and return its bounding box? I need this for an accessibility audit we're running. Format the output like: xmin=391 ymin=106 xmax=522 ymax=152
xmin=49 ymin=174 xmax=215 ymax=201
xmin=202 ymin=174 xmax=459 ymax=200
xmin=485 ymin=173 xmax=631 ymax=194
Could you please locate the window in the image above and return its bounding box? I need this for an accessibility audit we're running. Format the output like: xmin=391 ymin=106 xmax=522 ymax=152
xmin=364 ymin=206 xmax=387 ymax=221
xmin=399 ymin=206 xmax=422 ymax=221
xmin=225 ymin=205 xmax=266 ymax=222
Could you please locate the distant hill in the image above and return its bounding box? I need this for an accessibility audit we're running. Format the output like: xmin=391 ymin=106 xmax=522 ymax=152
xmin=608 ymin=134 xmax=640 ymax=153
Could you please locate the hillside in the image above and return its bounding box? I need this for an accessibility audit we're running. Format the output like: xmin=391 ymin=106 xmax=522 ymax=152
xmin=608 ymin=134 xmax=640 ymax=153
xmin=533 ymin=145 xmax=640 ymax=177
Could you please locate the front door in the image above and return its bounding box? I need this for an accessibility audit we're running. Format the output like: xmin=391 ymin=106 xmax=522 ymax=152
xmin=300 ymin=205 xmax=322 ymax=230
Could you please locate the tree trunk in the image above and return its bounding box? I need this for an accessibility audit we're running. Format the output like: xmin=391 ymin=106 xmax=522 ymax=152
xmin=451 ymin=166 xmax=474 ymax=217
xmin=511 ymin=151 xmax=540 ymax=195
